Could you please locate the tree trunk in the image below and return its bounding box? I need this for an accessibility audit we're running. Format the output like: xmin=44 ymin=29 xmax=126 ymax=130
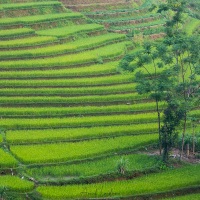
xmin=180 ymin=113 xmax=187 ymax=160
xmin=192 ymin=124 xmax=195 ymax=154
xmin=186 ymin=143 xmax=190 ymax=158
xmin=156 ymin=100 xmax=162 ymax=155
xmin=163 ymin=132 xmax=168 ymax=163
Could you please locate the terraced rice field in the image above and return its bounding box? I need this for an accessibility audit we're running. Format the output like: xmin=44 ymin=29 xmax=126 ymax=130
xmin=61 ymin=0 xmax=167 ymax=39
xmin=0 ymin=0 xmax=199 ymax=199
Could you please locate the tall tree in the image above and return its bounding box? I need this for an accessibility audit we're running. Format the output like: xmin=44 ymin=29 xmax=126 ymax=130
xmin=132 ymin=42 xmax=172 ymax=155
xmin=119 ymin=39 xmax=176 ymax=154
xmin=158 ymin=0 xmax=200 ymax=159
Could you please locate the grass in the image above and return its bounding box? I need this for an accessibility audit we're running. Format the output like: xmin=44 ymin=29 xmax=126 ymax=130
xmin=0 ymin=92 xmax=146 ymax=105
xmin=95 ymin=13 xmax=160 ymax=24
xmin=184 ymin=17 xmax=200 ymax=35
xmin=0 ymin=28 xmax=35 ymax=39
xmin=26 ymin=154 xmax=159 ymax=178
xmin=0 ymin=1 xmax=62 ymax=10
xmin=0 ymin=83 xmax=136 ymax=96
xmin=110 ymin=19 xmax=166 ymax=31
xmin=0 ymin=61 xmax=118 ymax=78
xmin=164 ymin=193 xmax=200 ymax=200
xmin=6 ymin=123 xmax=158 ymax=144
xmin=0 ymin=102 xmax=165 ymax=117
xmin=0 ymin=36 xmax=57 ymax=48
xmin=0 ymin=74 xmax=134 ymax=87
xmin=69 ymin=33 xmax=126 ymax=48
xmin=84 ymin=6 xmax=147 ymax=16
xmin=0 ymin=176 xmax=34 ymax=191
xmin=0 ymin=112 xmax=158 ymax=129
xmin=189 ymin=110 xmax=200 ymax=118
xmin=0 ymin=12 xmax=83 ymax=26
xmin=37 ymin=164 xmax=200 ymax=199
xmin=10 ymin=134 xmax=157 ymax=164
xmin=12 ymin=93 xmax=144 ymax=102
xmin=0 ymin=135 xmax=3 ymax=143
xmin=0 ymin=149 xmax=18 ymax=168
xmin=0 ymin=33 xmax=125 ymax=57
xmin=37 ymin=23 xmax=104 ymax=37
xmin=0 ymin=41 xmax=130 ymax=69
xmin=0 ymin=0 xmax=60 ymax=3
xmin=142 ymin=26 xmax=165 ymax=35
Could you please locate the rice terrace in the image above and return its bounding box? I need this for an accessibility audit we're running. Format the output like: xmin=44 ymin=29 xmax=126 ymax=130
xmin=0 ymin=0 xmax=199 ymax=199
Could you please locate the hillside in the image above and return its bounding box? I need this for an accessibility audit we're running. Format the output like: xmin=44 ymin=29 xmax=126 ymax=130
xmin=61 ymin=0 xmax=166 ymax=39
xmin=0 ymin=0 xmax=199 ymax=199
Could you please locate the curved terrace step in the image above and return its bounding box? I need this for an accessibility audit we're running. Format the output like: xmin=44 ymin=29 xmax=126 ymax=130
xmin=0 ymin=33 xmax=126 ymax=59
xmin=62 ymin=1 xmax=133 ymax=12
xmin=6 ymin=123 xmax=158 ymax=144
xmin=0 ymin=1 xmax=66 ymax=17
xmin=0 ymin=12 xmax=85 ymax=30
xmin=0 ymin=61 xmax=119 ymax=78
xmin=0 ymin=41 xmax=131 ymax=70
xmin=0 ymin=27 xmax=35 ymax=40
xmin=0 ymin=83 xmax=136 ymax=96
xmin=0 ymin=92 xmax=148 ymax=107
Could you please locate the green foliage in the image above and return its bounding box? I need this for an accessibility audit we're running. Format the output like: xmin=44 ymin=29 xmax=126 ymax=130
xmin=178 ymin=132 xmax=200 ymax=152
xmin=0 ymin=134 xmax=3 ymax=143
xmin=157 ymin=0 xmax=200 ymax=159
xmin=190 ymin=4 xmax=200 ymax=19
xmin=122 ymin=41 xmax=174 ymax=154
xmin=161 ymin=99 xmax=184 ymax=162
xmin=133 ymin=42 xmax=172 ymax=101
xmin=119 ymin=50 xmax=139 ymax=72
